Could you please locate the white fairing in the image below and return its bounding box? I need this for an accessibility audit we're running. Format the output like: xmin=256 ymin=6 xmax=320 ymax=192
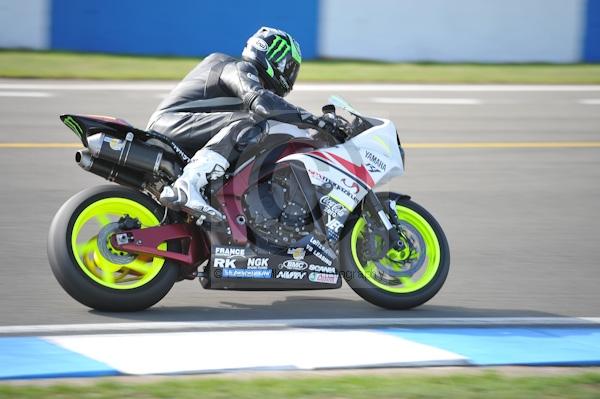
xmin=279 ymin=118 xmax=404 ymax=210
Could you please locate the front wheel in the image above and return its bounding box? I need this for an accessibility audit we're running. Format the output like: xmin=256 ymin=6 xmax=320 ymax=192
xmin=48 ymin=185 xmax=179 ymax=311
xmin=340 ymin=193 xmax=450 ymax=309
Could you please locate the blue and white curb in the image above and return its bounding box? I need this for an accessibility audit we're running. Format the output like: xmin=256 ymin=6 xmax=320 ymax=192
xmin=381 ymin=327 xmax=600 ymax=367
xmin=2 ymin=318 xmax=600 ymax=379
xmin=2 ymin=329 xmax=466 ymax=379
xmin=50 ymin=330 xmax=467 ymax=375
xmin=0 ymin=337 xmax=118 ymax=379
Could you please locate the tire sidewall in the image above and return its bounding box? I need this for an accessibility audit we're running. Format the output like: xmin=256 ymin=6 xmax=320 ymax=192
xmin=48 ymin=184 xmax=179 ymax=311
xmin=339 ymin=193 xmax=450 ymax=310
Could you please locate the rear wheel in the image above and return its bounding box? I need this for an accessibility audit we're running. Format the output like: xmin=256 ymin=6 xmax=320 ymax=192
xmin=340 ymin=193 xmax=450 ymax=309
xmin=48 ymin=185 xmax=179 ymax=311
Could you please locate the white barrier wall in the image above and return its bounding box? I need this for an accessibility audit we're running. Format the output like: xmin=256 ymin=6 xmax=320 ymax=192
xmin=0 ymin=0 xmax=49 ymax=49
xmin=319 ymin=0 xmax=586 ymax=63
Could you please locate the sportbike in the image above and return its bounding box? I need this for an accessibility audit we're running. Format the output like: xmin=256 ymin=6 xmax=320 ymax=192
xmin=48 ymin=96 xmax=449 ymax=311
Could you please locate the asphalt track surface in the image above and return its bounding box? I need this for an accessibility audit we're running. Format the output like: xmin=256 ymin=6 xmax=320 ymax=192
xmin=0 ymin=80 xmax=599 ymax=327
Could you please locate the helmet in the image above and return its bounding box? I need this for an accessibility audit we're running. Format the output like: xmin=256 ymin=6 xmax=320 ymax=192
xmin=242 ymin=27 xmax=302 ymax=97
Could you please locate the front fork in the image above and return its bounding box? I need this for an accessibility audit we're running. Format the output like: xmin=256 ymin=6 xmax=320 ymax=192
xmin=363 ymin=191 xmax=405 ymax=254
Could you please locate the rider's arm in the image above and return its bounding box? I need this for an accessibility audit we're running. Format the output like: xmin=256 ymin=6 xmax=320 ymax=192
xmin=220 ymin=61 xmax=320 ymax=128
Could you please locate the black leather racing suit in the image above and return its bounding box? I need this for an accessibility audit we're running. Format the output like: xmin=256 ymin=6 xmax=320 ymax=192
xmin=146 ymin=53 xmax=318 ymax=165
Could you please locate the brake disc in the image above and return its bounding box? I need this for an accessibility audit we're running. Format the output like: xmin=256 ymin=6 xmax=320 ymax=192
xmin=96 ymin=222 xmax=136 ymax=264
xmin=361 ymin=222 xmax=426 ymax=278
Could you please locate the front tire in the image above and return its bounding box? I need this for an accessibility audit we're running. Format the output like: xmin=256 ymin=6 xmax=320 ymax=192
xmin=48 ymin=185 xmax=179 ymax=311
xmin=340 ymin=193 xmax=450 ymax=309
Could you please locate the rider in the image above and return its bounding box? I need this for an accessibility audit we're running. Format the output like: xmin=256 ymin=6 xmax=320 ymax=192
xmin=148 ymin=27 xmax=336 ymax=220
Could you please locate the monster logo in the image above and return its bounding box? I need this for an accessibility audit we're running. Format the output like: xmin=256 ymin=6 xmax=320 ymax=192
xmin=267 ymin=35 xmax=302 ymax=64
xmin=63 ymin=116 xmax=83 ymax=139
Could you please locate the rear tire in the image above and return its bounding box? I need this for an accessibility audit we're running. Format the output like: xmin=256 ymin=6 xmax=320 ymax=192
xmin=48 ymin=185 xmax=179 ymax=311
xmin=340 ymin=193 xmax=450 ymax=309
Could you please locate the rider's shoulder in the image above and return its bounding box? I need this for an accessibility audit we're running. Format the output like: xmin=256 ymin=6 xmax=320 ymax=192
xmin=202 ymin=53 xmax=237 ymax=64
xmin=235 ymin=59 xmax=260 ymax=74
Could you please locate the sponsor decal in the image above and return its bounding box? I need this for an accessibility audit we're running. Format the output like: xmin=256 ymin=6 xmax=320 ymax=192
xmin=279 ymin=260 xmax=308 ymax=271
xmin=309 ymin=272 xmax=339 ymax=284
xmin=250 ymin=37 xmax=268 ymax=52
xmin=319 ymin=196 xmax=348 ymax=243
xmin=171 ymin=142 xmax=191 ymax=163
xmin=309 ymin=264 xmax=336 ymax=274
xmin=326 ymin=219 xmax=344 ymax=234
xmin=287 ymin=247 xmax=306 ymax=260
xmin=366 ymin=163 xmax=381 ymax=173
xmin=306 ymin=168 xmax=358 ymax=203
xmin=308 ymin=237 xmax=336 ymax=260
xmin=223 ymin=268 xmax=272 ymax=279
xmin=306 ymin=241 xmax=334 ymax=266
xmin=306 ymin=244 xmax=333 ymax=266
xmin=246 ymin=257 xmax=269 ymax=269
xmin=63 ymin=116 xmax=83 ymax=138
xmin=213 ymin=258 xmax=236 ymax=268
xmin=276 ymin=270 xmax=306 ymax=280
xmin=333 ymin=184 xmax=359 ymax=203
xmin=341 ymin=178 xmax=360 ymax=194
xmin=319 ymin=196 xmax=346 ymax=218
xmin=308 ymin=169 xmax=327 ymax=183
xmin=103 ymin=136 xmax=125 ymax=151
xmin=215 ymin=247 xmax=245 ymax=257
xmin=365 ymin=151 xmax=387 ymax=172
xmin=306 ymin=246 xmax=333 ymax=266
xmin=268 ymin=35 xmax=292 ymax=62
xmin=246 ymin=72 xmax=260 ymax=83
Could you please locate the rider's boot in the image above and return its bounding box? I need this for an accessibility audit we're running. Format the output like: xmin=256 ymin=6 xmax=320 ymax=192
xmin=160 ymin=149 xmax=229 ymax=222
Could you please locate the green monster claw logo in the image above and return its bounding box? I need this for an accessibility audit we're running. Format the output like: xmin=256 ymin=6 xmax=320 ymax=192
xmin=63 ymin=116 xmax=83 ymax=139
xmin=267 ymin=35 xmax=302 ymax=64
xmin=265 ymin=60 xmax=275 ymax=77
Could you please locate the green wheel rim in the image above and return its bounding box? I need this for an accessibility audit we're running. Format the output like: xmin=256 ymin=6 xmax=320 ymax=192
xmin=351 ymin=204 xmax=441 ymax=293
xmin=70 ymin=198 xmax=166 ymax=290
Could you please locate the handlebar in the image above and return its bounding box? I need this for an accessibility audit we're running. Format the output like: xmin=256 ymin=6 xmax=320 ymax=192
xmin=319 ymin=104 xmax=350 ymax=141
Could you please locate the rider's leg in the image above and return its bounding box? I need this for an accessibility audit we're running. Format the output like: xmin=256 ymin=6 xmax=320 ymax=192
xmin=159 ymin=148 xmax=229 ymax=219
xmin=160 ymin=120 xmax=265 ymax=219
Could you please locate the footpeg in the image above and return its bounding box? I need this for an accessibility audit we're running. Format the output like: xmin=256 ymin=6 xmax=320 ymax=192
xmin=190 ymin=206 xmax=225 ymax=225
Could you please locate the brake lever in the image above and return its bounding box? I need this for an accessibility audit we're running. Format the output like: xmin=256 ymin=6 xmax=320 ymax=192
xmin=320 ymin=104 xmax=348 ymax=141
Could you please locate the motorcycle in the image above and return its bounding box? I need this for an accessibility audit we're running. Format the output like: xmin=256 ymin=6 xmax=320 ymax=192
xmin=48 ymin=96 xmax=449 ymax=311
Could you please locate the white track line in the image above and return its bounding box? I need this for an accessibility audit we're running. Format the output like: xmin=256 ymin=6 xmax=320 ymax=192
xmin=579 ymin=99 xmax=600 ymax=105
xmin=371 ymin=97 xmax=481 ymax=105
xmin=2 ymin=317 xmax=599 ymax=335
xmin=0 ymin=83 xmax=175 ymax=91
xmin=297 ymin=84 xmax=600 ymax=92
xmin=0 ymin=91 xmax=53 ymax=97
xmin=1 ymin=82 xmax=600 ymax=92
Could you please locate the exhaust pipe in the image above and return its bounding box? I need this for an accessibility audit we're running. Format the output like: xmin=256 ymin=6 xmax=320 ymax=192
xmin=75 ymin=149 xmax=94 ymax=170
xmin=76 ymin=149 xmax=145 ymax=189
xmin=87 ymin=133 xmax=181 ymax=179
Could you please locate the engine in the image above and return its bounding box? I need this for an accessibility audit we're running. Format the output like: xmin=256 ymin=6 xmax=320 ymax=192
xmin=242 ymin=167 xmax=314 ymax=246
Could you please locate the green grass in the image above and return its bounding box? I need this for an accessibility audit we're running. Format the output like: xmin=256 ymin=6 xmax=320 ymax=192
xmin=2 ymin=50 xmax=600 ymax=83
xmin=1 ymin=372 xmax=600 ymax=399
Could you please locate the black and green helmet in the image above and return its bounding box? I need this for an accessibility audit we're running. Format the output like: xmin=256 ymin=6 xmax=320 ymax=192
xmin=242 ymin=27 xmax=302 ymax=97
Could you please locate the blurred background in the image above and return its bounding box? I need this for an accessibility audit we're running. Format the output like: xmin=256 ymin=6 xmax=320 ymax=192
xmin=1 ymin=0 xmax=599 ymax=63
xmin=0 ymin=0 xmax=600 ymax=393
